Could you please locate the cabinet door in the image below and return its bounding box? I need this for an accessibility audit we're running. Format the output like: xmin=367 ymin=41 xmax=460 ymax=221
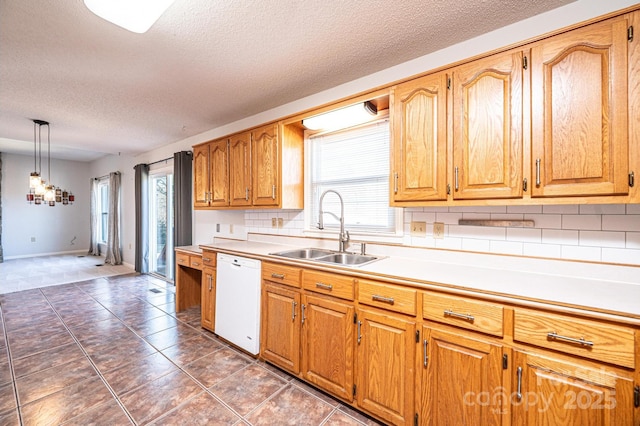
xmin=512 ymin=351 xmax=634 ymax=426
xmin=201 ymin=267 xmax=215 ymax=331
xmin=421 ymin=327 xmax=506 ymax=426
xmin=452 ymin=51 xmax=523 ymax=199
xmin=261 ymin=283 xmax=301 ymax=374
xmin=356 ymin=308 xmax=416 ymax=426
xmin=252 ymin=124 xmax=280 ymax=206
xmin=209 ymin=139 xmax=229 ymax=207
xmin=392 ymin=72 xmax=448 ymax=202
xmin=193 ymin=143 xmax=210 ymax=207
xmin=229 ymin=131 xmax=252 ymax=206
xmin=531 ymin=16 xmax=629 ymax=197
xmin=301 ymin=294 xmax=354 ymax=402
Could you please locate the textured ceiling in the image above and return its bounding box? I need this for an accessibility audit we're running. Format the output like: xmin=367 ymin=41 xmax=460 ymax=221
xmin=0 ymin=0 xmax=577 ymax=161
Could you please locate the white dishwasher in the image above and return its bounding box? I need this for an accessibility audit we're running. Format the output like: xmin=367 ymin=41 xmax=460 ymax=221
xmin=215 ymin=253 xmax=262 ymax=355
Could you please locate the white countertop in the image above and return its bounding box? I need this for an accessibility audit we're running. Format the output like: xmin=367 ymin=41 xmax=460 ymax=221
xmin=197 ymin=240 xmax=640 ymax=320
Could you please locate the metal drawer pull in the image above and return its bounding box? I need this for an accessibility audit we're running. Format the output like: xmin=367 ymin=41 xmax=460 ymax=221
xmin=315 ymin=282 xmax=333 ymax=290
xmin=535 ymin=158 xmax=541 ymax=186
xmin=178 ymin=258 xmax=186 ymax=263
xmin=357 ymin=320 xmax=362 ymax=344
xmin=454 ymin=166 xmax=459 ymax=191
xmin=423 ymin=339 xmax=428 ymax=367
xmin=291 ymin=301 xmax=297 ymax=321
xmin=301 ymin=304 xmax=306 ymax=324
xmin=547 ymin=332 xmax=594 ymax=347
xmin=271 ymin=273 xmax=285 ymax=279
xmin=372 ymin=295 xmax=395 ymax=305
xmin=444 ymin=309 xmax=475 ymax=322
xmin=516 ymin=366 xmax=523 ymax=401
xmin=192 ymin=262 xmax=200 ymax=266
xmin=208 ymin=275 xmax=213 ymax=291
xmin=202 ymin=257 xmax=211 ymax=262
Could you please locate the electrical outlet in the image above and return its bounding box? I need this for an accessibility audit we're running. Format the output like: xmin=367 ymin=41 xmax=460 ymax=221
xmin=277 ymin=218 xmax=284 ymax=228
xmin=433 ymin=222 xmax=445 ymax=239
xmin=410 ymin=221 xmax=426 ymax=237
xmin=271 ymin=218 xmax=277 ymax=228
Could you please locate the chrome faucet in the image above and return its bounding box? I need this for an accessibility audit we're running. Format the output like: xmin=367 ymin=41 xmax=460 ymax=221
xmin=317 ymin=189 xmax=350 ymax=252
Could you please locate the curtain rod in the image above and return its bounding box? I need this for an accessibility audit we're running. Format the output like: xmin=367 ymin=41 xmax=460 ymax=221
xmin=148 ymin=151 xmax=192 ymax=167
xmin=94 ymin=171 xmax=120 ymax=180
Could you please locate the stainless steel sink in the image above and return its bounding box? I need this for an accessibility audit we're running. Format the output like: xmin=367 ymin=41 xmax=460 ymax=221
xmin=270 ymin=248 xmax=380 ymax=267
xmin=270 ymin=248 xmax=335 ymax=259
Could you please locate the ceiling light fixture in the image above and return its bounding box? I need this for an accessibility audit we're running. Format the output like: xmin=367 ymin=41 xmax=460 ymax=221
xmin=302 ymin=101 xmax=378 ymax=132
xmin=83 ymin=0 xmax=175 ymax=34
xmin=26 ymin=120 xmax=74 ymax=206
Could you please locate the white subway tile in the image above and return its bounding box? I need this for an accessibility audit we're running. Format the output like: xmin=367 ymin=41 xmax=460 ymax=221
xmin=507 ymin=228 xmax=542 ymax=243
xmin=627 ymin=204 xmax=640 ymax=214
xmin=627 ymin=232 xmax=640 ymax=248
xmin=579 ymin=231 xmax=626 ymax=248
xmin=561 ymin=245 xmax=601 ymax=262
xmin=542 ymin=229 xmax=579 ymax=245
xmin=602 ymin=215 xmax=640 ymax=232
xmin=507 ymin=205 xmax=543 ymax=214
xmin=601 ymin=248 xmax=640 ymax=266
xmin=450 ymin=225 xmax=506 ymax=240
xmin=449 ymin=206 xmax=507 ymax=213
xmin=524 ymin=214 xmax=562 ymax=229
xmin=435 ymin=212 xmax=463 ymax=224
xmin=579 ymin=204 xmax=626 ymax=215
xmin=462 ymin=238 xmax=491 ymax=252
xmin=543 ymin=205 xmax=579 ymax=214
xmin=412 ymin=212 xmax=436 ymax=223
xmin=523 ymin=243 xmax=561 ymax=258
xmin=489 ymin=213 xmax=525 ymax=221
xmin=561 ymin=215 xmax=601 ymax=230
xmin=435 ymin=237 xmax=462 ymax=250
xmin=490 ymin=240 xmax=523 ymax=256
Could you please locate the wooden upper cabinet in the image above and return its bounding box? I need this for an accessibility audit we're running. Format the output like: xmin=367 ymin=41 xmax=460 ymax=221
xmin=209 ymin=139 xmax=229 ymax=207
xmin=193 ymin=143 xmax=210 ymax=207
xmin=452 ymin=50 xmax=524 ymax=199
xmin=531 ymin=16 xmax=629 ymax=197
xmin=391 ymin=72 xmax=448 ymax=203
xmin=229 ymin=131 xmax=252 ymax=207
xmin=251 ymin=124 xmax=279 ymax=207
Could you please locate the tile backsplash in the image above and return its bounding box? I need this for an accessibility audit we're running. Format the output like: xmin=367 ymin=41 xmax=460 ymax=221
xmin=244 ymin=204 xmax=640 ymax=266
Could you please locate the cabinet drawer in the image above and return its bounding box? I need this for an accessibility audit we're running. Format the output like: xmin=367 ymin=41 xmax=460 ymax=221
xmin=358 ymin=280 xmax=416 ymax=316
xmin=302 ymin=270 xmax=355 ymax=301
xmin=422 ymin=291 xmax=504 ymax=337
xmin=513 ymin=308 xmax=635 ymax=368
xmin=176 ymin=252 xmax=190 ymax=267
xmin=262 ymin=262 xmax=301 ymax=288
xmin=189 ymin=255 xmax=203 ymax=270
xmin=202 ymin=251 xmax=216 ymax=267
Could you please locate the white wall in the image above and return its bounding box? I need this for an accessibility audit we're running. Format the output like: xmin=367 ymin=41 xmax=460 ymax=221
xmin=87 ymin=0 xmax=639 ymax=267
xmin=1 ymin=153 xmax=90 ymax=258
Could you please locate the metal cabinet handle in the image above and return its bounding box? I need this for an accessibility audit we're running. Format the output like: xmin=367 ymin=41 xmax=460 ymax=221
xmin=291 ymin=301 xmax=297 ymax=321
xmin=315 ymin=282 xmax=333 ymax=290
xmin=454 ymin=166 xmax=459 ymax=191
xmin=178 ymin=258 xmax=186 ymax=263
xmin=547 ymin=332 xmax=594 ymax=347
xmin=271 ymin=273 xmax=285 ymax=279
xmin=393 ymin=172 xmax=399 ymax=194
xmin=357 ymin=320 xmax=362 ymax=344
xmin=535 ymin=158 xmax=541 ymax=186
xmin=202 ymin=257 xmax=211 ymax=262
xmin=245 ymin=187 xmax=249 ymax=201
xmin=516 ymin=366 xmax=523 ymax=401
xmin=208 ymin=275 xmax=212 ymax=291
xmin=272 ymin=184 xmax=276 ymax=199
xmin=301 ymin=304 xmax=306 ymax=324
xmin=423 ymin=339 xmax=428 ymax=367
xmin=444 ymin=309 xmax=474 ymax=322
xmin=372 ymin=295 xmax=395 ymax=305
xmin=192 ymin=262 xmax=200 ymax=266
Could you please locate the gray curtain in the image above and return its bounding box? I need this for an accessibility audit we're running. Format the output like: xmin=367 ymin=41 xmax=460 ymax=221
xmin=88 ymin=178 xmax=100 ymax=255
xmin=174 ymin=151 xmax=193 ymax=249
xmin=104 ymin=172 xmax=122 ymax=265
xmin=134 ymin=163 xmax=149 ymax=273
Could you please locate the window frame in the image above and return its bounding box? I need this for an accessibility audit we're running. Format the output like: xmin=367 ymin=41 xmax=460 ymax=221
xmin=97 ymin=179 xmax=109 ymax=244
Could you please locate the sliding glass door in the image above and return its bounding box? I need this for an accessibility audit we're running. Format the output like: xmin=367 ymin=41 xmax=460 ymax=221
xmin=149 ymin=170 xmax=174 ymax=280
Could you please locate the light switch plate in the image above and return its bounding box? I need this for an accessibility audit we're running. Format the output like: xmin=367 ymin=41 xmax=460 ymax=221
xmin=410 ymin=221 xmax=426 ymax=237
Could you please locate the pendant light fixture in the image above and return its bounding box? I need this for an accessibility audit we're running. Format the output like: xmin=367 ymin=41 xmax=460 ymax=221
xmin=26 ymin=120 xmax=74 ymax=206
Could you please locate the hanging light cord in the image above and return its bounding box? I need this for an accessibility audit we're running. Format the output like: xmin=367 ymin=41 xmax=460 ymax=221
xmin=47 ymin=123 xmax=51 ymax=183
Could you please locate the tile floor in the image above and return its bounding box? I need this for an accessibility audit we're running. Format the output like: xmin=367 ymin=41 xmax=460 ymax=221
xmin=0 ymin=273 xmax=384 ymax=425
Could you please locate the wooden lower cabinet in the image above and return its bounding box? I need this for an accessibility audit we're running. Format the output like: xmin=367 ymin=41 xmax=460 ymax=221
xmin=201 ymin=266 xmax=216 ymax=331
xmin=511 ymin=351 xmax=634 ymax=426
xmin=420 ymin=326 xmax=508 ymax=425
xmin=301 ymin=294 xmax=355 ymax=402
xmin=356 ymin=308 xmax=416 ymax=426
xmin=261 ymin=282 xmax=301 ymax=373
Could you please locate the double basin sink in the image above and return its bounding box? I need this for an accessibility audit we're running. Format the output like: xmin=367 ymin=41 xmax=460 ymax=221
xmin=270 ymin=247 xmax=380 ymax=267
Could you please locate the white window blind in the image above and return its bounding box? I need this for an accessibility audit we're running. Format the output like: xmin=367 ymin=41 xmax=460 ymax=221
xmin=308 ymin=120 xmax=395 ymax=234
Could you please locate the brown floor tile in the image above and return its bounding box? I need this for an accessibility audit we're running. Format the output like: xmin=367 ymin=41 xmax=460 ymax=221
xmin=174 ymin=307 xmax=201 ymax=324
xmin=60 ymin=398 xmax=133 ymax=425
xmin=144 ymin=324 xmax=201 ymax=351
xmin=210 ymin=364 xmax=287 ymax=416
xmin=102 ymin=351 xmax=178 ymax=396
xmin=2 ymin=311 xmax=60 ymax=333
xmin=160 ymin=334 xmax=223 ymax=366
xmin=87 ymin=340 xmax=157 ymax=373
xmin=12 ymin=342 xmax=86 ymax=379
xmin=0 ymin=382 xmax=17 ymax=414
xmin=152 ymin=391 xmax=239 ymax=425
xmin=337 ymin=405 xmax=385 ymax=425
xmin=0 ymin=359 xmax=11 ymax=386
xmin=183 ymin=346 xmax=253 ymax=388
xmin=323 ymin=410 xmax=371 ymax=425
xmin=6 ymin=321 xmax=68 ymax=345
xmin=0 ymin=409 xmax=20 ymax=426
xmin=128 ymin=314 xmax=179 ymax=337
xmin=245 ymin=384 xmax=334 ymax=425
xmin=119 ymin=370 xmax=202 ymax=425
xmin=8 ymin=330 xmax=75 ymax=360
xmin=15 ymin=357 xmax=97 ymax=406
xmin=20 ymin=377 xmax=115 ymax=425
